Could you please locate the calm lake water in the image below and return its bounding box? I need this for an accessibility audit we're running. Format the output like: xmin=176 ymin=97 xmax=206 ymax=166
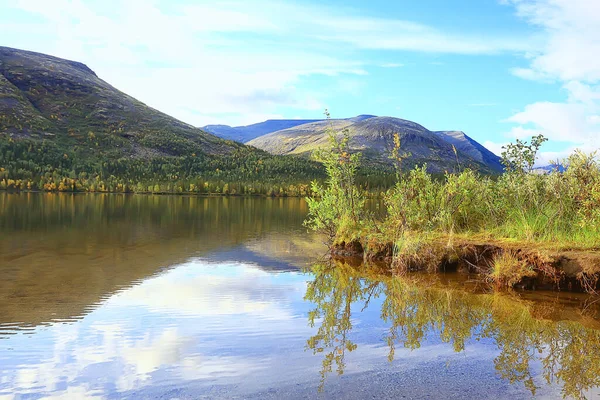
xmin=1 ymin=193 xmax=600 ymax=399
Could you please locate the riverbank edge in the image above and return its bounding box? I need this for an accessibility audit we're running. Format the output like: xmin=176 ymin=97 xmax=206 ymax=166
xmin=331 ymin=236 xmax=600 ymax=294
xmin=0 ymin=188 xmax=385 ymax=199
xmin=0 ymin=188 xmax=307 ymax=197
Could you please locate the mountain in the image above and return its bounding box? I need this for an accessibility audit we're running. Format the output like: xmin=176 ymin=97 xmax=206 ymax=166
xmin=203 ymin=120 xmax=321 ymax=142
xmin=202 ymin=114 xmax=377 ymax=142
xmin=247 ymin=116 xmax=503 ymax=173
xmin=433 ymin=130 xmax=504 ymax=172
xmin=0 ymin=46 xmax=236 ymax=157
xmin=0 ymin=46 xmax=325 ymax=193
xmin=533 ymin=164 xmax=566 ymax=174
xmin=0 ymin=45 xmax=501 ymax=190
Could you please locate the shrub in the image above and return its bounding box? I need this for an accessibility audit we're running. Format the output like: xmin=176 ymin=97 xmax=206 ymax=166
xmin=305 ymin=111 xmax=365 ymax=244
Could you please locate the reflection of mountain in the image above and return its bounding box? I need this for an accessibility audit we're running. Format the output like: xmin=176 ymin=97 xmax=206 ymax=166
xmin=0 ymin=193 xmax=311 ymax=329
xmin=242 ymin=232 xmax=328 ymax=269
xmin=306 ymin=260 xmax=600 ymax=398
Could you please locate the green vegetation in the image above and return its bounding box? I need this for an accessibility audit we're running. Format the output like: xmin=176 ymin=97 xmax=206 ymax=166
xmin=0 ymin=48 xmax=399 ymax=196
xmin=0 ymin=135 xmax=327 ymax=195
xmin=488 ymin=250 xmax=537 ymax=287
xmin=387 ymin=136 xmax=600 ymax=249
xmin=0 ymin=134 xmax=399 ymax=195
xmin=305 ymin=126 xmax=600 ymax=287
xmin=305 ymin=113 xmax=367 ymax=240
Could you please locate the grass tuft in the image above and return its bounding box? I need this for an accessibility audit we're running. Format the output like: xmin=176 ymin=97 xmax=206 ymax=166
xmin=487 ymin=251 xmax=537 ymax=288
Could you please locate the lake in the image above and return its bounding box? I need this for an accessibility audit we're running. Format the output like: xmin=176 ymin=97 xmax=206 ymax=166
xmin=1 ymin=193 xmax=599 ymax=399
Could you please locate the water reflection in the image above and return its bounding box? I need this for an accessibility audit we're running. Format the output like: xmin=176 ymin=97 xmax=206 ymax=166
xmin=305 ymin=259 xmax=600 ymax=399
xmin=0 ymin=261 xmax=313 ymax=398
xmin=0 ymin=193 xmax=320 ymax=330
xmin=2 ymin=193 xmax=600 ymax=398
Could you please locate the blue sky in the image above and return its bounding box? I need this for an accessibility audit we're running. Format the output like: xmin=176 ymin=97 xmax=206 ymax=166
xmin=1 ymin=0 xmax=599 ymax=162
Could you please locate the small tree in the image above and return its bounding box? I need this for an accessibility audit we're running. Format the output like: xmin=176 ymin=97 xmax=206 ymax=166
xmin=304 ymin=110 xmax=364 ymax=243
xmin=501 ymin=134 xmax=548 ymax=173
xmin=389 ymin=132 xmax=411 ymax=179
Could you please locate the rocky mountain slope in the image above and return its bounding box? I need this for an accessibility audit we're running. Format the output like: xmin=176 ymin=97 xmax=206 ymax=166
xmin=0 ymin=46 xmax=238 ymax=157
xmin=433 ymin=130 xmax=504 ymax=172
xmin=247 ymin=116 xmax=503 ymax=173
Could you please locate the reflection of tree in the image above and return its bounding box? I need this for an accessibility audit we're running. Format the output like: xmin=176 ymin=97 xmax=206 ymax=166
xmin=305 ymin=259 xmax=600 ymax=399
xmin=305 ymin=262 xmax=380 ymax=389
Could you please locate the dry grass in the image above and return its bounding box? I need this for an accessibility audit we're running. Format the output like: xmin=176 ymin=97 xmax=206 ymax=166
xmin=488 ymin=250 xmax=537 ymax=287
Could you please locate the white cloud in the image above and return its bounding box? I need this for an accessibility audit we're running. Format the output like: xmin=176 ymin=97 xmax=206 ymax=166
xmin=6 ymin=0 xmax=536 ymax=126
xmin=7 ymin=1 xmax=355 ymax=126
xmin=503 ymin=101 xmax=599 ymax=164
xmin=503 ymin=0 xmax=600 ymax=161
xmin=506 ymin=101 xmax=595 ymax=142
xmin=509 ymin=67 xmax=553 ymax=82
xmin=502 ymin=99 xmax=600 ymax=152
xmin=564 ymin=81 xmax=600 ymax=104
xmin=506 ymin=0 xmax=600 ymax=83
xmin=504 ymin=126 xmax=541 ymax=139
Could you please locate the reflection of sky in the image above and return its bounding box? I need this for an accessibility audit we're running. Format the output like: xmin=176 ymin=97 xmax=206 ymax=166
xmin=0 ymin=258 xmax=572 ymax=399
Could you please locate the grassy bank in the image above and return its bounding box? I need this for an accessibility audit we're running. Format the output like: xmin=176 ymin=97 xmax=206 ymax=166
xmin=305 ymin=127 xmax=600 ymax=291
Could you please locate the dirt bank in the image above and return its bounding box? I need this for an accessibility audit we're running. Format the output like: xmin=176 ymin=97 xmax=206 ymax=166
xmin=332 ymin=238 xmax=600 ymax=293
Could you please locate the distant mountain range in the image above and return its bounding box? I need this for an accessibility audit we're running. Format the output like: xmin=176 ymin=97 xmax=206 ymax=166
xmin=202 ymin=115 xmax=375 ymax=143
xmin=533 ymin=164 xmax=567 ymax=174
xmin=205 ymin=116 xmax=504 ymax=173
xmin=0 ymin=45 xmax=503 ymax=180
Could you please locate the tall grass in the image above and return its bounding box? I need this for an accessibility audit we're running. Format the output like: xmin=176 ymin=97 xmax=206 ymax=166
xmin=384 ymin=150 xmax=600 ymax=249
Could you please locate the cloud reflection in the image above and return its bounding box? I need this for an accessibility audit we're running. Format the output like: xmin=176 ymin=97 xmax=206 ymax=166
xmin=0 ymin=260 xmax=310 ymax=398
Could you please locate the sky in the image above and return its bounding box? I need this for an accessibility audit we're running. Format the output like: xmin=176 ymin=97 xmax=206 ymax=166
xmin=1 ymin=0 xmax=599 ymax=163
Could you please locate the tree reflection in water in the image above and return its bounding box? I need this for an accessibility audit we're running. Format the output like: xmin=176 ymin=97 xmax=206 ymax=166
xmin=305 ymin=259 xmax=600 ymax=399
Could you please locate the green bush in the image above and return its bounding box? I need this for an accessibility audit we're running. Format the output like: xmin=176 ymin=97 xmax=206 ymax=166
xmin=307 ymin=129 xmax=600 ymax=250
xmin=305 ymin=112 xmax=366 ymax=243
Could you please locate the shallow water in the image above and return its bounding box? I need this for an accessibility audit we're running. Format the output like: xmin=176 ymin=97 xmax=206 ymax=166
xmin=1 ymin=193 xmax=599 ymax=399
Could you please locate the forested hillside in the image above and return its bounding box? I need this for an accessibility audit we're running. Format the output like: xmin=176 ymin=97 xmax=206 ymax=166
xmin=0 ymin=46 xmax=334 ymax=195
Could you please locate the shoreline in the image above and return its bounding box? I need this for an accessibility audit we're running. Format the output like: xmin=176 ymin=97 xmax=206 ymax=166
xmin=0 ymin=189 xmax=308 ymax=198
xmin=330 ymin=237 xmax=600 ymax=294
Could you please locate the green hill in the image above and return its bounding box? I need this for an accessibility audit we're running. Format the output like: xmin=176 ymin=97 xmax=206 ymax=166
xmin=0 ymin=46 xmax=234 ymax=155
xmin=0 ymin=46 xmax=324 ymax=194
